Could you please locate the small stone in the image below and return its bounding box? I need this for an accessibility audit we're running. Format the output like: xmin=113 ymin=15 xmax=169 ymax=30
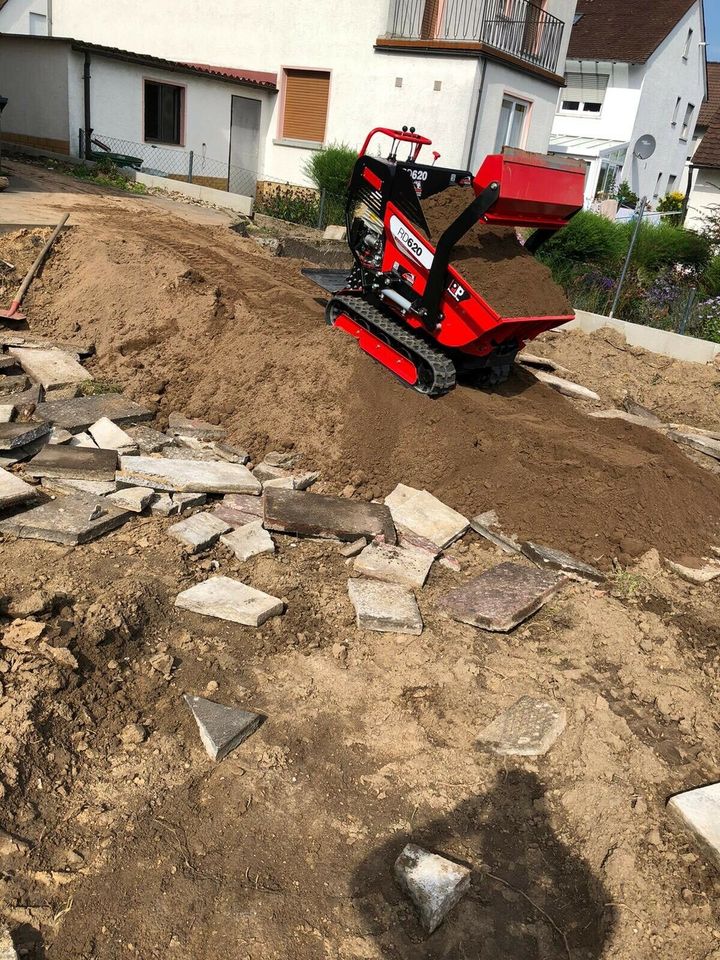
xmin=668 ymin=783 xmax=720 ymax=869
xmin=7 ymin=590 xmax=53 ymax=619
xmin=347 ymin=578 xmax=423 ymax=635
xmin=172 ymin=492 xmax=208 ymax=513
xmin=264 ymin=450 xmax=298 ymax=468
xmin=394 ymin=843 xmax=470 ymax=933
xmin=323 ymin=224 xmax=346 ymax=241
xmin=530 ymin=370 xmax=601 ymax=402
xmin=119 ymin=723 xmax=146 ymax=746
xmin=150 ymin=493 xmax=179 ymax=516
xmin=183 ymin=693 xmax=263 ymax=761
xmin=220 ymin=520 xmax=275 ymax=561
xmin=339 ymin=537 xmax=367 ymax=558
xmin=521 ymin=542 xmax=605 ymax=583
xmin=47 ymin=428 xmax=73 ymax=445
xmin=168 ymin=512 xmax=231 ymax=553
xmin=167 ymin=413 xmax=226 ymax=441
xmin=68 ymin=432 xmax=97 ymax=448
xmin=149 ymin=653 xmax=174 ymax=679
xmin=106 ymin=486 xmax=155 ymax=513
xmin=354 ymin=541 xmax=434 ymax=589
xmin=440 ymin=562 xmax=565 ymax=632
xmin=477 ymin=696 xmax=567 ymax=756
xmin=385 ymin=484 xmax=468 ymax=550
xmin=88 ymin=417 xmax=138 ymax=454
xmin=175 ymin=576 xmax=283 ymax=627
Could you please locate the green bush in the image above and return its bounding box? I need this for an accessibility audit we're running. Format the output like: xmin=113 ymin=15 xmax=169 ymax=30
xmin=302 ymin=142 xmax=356 ymax=198
xmin=657 ymin=191 xmax=684 ymax=225
xmin=615 ymin=180 xmax=639 ymax=208
xmin=538 ymin=211 xmax=626 ymax=269
xmin=701 ymin=255 xmax=720 ymax=297
xmin=255 ymin=192 xmax=320 ymax=228
xmin=633 ymin=222 xmax=710 ymax=272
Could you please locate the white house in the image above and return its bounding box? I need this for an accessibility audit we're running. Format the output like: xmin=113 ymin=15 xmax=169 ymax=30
xmin=0 ymin=0 xmax=579 ymax=190
xmin=0 ymin=32 xmax=277 ymax=194
xmin=549 ymin=0 xmax=707 ymax=208
xmin=685 ymin=61 xmax=720 ymax=230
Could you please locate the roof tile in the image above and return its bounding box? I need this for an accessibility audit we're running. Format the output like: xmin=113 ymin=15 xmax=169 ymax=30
xmin=568 ymin=0 xmax=698 ymax=63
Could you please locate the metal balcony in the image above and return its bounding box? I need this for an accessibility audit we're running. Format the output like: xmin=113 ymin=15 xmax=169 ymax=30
xmin=386 ymin=0 xmax=565 ymax=74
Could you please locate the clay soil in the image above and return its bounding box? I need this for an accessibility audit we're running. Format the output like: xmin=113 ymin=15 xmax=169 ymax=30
xmin=1 ymin=160 xmax=720 ymax=960
xmin=420 ymin=187 xmax=572 ymax=318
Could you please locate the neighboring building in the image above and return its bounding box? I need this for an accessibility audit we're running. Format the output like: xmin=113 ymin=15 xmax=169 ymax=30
xmin=0 ymin=0 xmax=578 ymax=189
xmin=550 ymin=0 xmax=707 ymax=208
xmin=0 ymin=33 xmax=277 ymax=194
xmin=685 ymin=61 xmax=720 ymax=230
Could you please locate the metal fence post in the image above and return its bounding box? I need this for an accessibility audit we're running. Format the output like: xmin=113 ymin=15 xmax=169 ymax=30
xmin=609 ymin=196 xmax=647 ymax=319
xmin=317 ymin=189 xmax=327 ymax=230
xmin=188 ymin=150 xmax=194 ymax=184
xmin=678 ymin=286 xmax=697 ymax=336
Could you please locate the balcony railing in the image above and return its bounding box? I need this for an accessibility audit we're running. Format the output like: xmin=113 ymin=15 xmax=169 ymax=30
xmin=386 ymin=0 xmax=565 ymax=74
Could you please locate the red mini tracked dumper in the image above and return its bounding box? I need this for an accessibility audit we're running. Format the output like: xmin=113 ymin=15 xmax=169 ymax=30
xmin=303 ymin=126 xmax=585 ymax=397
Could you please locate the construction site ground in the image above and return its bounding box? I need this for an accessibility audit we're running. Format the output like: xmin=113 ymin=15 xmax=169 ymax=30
xmin=1 ymin=158 xmax=720 ymax=960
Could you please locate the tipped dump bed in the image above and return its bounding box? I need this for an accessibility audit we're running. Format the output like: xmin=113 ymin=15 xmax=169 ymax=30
xmin=420 ymin=187 xmax=572 ymax=319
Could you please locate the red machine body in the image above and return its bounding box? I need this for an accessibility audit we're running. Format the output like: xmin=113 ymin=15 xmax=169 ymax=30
xmin=305 ymin=127 xmax=585 ymax=396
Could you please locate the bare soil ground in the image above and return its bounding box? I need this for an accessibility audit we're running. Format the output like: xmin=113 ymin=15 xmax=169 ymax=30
xmin=1 ymin=160 xmax=720 ymax=960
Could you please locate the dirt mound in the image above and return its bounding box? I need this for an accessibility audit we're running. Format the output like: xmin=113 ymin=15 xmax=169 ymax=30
xmin=420 ymin=186 xmax=571 ymax=318
xmin=13 ymin=212 xmax=720 ymax=567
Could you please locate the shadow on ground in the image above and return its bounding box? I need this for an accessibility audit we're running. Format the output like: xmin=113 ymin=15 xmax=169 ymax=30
xmin=352 ymin=769 xmax=616 ymax=959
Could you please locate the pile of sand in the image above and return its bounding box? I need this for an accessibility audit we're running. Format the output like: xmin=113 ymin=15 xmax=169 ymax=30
xmin=420 ymin=187 xmax=571 ymax=318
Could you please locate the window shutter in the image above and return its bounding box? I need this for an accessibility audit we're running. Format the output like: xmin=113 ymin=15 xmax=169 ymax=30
xmin=282 ymin=70 xmax=330 ymax=143
xmin=564 ymin=72 xmax=609 ymax=105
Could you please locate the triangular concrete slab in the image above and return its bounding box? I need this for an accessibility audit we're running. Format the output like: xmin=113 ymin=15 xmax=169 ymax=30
xmin=183 ymin=694 xmax=263 ymax=761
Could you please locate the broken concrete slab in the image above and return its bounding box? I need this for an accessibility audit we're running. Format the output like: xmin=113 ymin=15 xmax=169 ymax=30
xmin=175 ymin=575 xmax=283 ymax=627
xmin=440 ymin=562 xmax=565 ymax=632
xmin=0 ymin=421 xmax=51 ymax=450
xmin=0 ymin=436 xmax=48 ymax=467
xmin=521 ymin=541 xmax=605 ymax=583
xmin=168 ymin=512 xmax=231 ymax=553
xmin=0 ymin=405 xmax=13 ymax=424
xmin=394 ymin=843 xmax=470 ymax=934
xmin=0 ymin=333 xmax=94 ymax=357
xmin=263 ymin=471 xmax=318 ymax=491
xmin=41 ymin=477 xmax=117 ymax=496
xmin=589 ymin=409 xmax=662 ymax=428
xmin=530 ymin=369 xmax=601 ymax=402
xmin=668 ymin=783 xmax=720 ymax=871
xmin=264 ymin=487 xmax=396 ymax=543
xmin=264 ymin=450 xmax=299 ymax=468
xmin=339 ymin=537 xmax=367 ymax=558
xmin=0 ymin=491 xmax=131 ymax=544
xmin=665 ymin=559 xmax=720 ymax=585
xmin=354 ymin=541 xmax=435 ymax=589
xmin=469 ymin=510 xmax=521 ymax=555
xmin=68 ymin=432 xmax=96 ymax=448
xmin=26 ymin=445 xmax=118 ymax=481
xmin=173 ymin=492 xmax=208 ymax=513
xmin=160 ymin=445 xmax=218 ymax=462
xmin=210 ymin=441 xmax=250 ymax=464
xmin=220 ymin=520 xmax=275 ymax=561
xmin=623 ymin=397 xmax=664 ymax=426
xmin=477 ymin=696 xmax=567 ymax=756
xmin=669 ymin=431 xmax=720 ymax=461
xmin=516 ymin=352 xmax=570 ymax=375
xmin=323 ymin=224 xmax=347 ymax=241
xmin=385 ymin=484 xmax=468 ymax=550
xmin=106 ymin=486 xmax=155 ymax=513
xmin=183 ymin=694 xmax=263 ymax=761
xmin=35 ymin=394 xmax=153 ymax=431
xmin=48 ymin=427 xmax=73 ymax=445
xmin=0 ymin=375 xmax=30 ymax=397
xmin=126 ymin=424 xmax=174 ymax=454
xmin=253 ymin=462 xmax=290 ymax=483
xmin=213 ymin=492 xmax=264 ymax=528
xmin=88 ymin=417 xmax=139 ymax=454
xmin=150 ymin=492 xmax=179 ymax=517
xmin=0 ymin=467 xmax=38 ymax=510
xmin=167 ymin=412 xmax=226 ymax=441
xmin=347 ymin=578 xmax=422 ymax=635
xmin=117 ymin=456 xmax=262 ymax=495
xmin=8 ymin=347 xmax=92 ymax=395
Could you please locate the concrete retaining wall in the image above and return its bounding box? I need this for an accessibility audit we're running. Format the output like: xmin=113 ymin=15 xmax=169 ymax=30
xmin=131 ymin=171 xmax=253 ymax=215
xmin=565 ymin=310 xmax=720 ymax=365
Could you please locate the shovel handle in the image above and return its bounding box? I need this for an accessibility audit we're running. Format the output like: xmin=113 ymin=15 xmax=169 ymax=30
xmin=12 ymin=213 xmax=69 ymax=309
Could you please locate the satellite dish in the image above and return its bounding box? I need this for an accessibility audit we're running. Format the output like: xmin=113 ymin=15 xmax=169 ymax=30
xmin=633 ymin=134 xmax=656 ymax=160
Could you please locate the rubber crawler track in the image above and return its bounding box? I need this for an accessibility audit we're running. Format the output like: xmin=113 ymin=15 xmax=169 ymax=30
xmin=328 ymin=294 xmax=457 ymax=397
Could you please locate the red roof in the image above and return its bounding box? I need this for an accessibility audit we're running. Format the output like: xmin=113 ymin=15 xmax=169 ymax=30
xmin=568 ymin=0 xmax=698 ymax=64
xmin=698 ymin=62 xmax=720 ymax=127
xmin=185 ymin=62 xmax=276 ymax=88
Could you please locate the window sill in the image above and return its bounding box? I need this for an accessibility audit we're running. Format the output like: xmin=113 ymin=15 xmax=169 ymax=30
xmin=144 ymin=140 xmax=185 ymax=148
xmin=273 ymin=138 xmax=323 ymax=151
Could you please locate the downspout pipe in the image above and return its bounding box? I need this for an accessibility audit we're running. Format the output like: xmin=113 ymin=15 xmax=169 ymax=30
xmin=465 ymin=58 xmax=487 ymax=171
xmin=83 ymin=52 xmax=92 ymax=160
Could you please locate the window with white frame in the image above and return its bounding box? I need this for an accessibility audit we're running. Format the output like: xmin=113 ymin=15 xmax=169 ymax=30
xmin=681 ymin=103 xmax=695 ymax=140
xmin=561 ymin=72 xmax=609 ymax=115
xmin=667 ymin=174 xmax=677 ymax=193
xmin=654 ymin=171 xmax=664 ymax=197
xmin=494 ymin=96 xmax=530 ymax=154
